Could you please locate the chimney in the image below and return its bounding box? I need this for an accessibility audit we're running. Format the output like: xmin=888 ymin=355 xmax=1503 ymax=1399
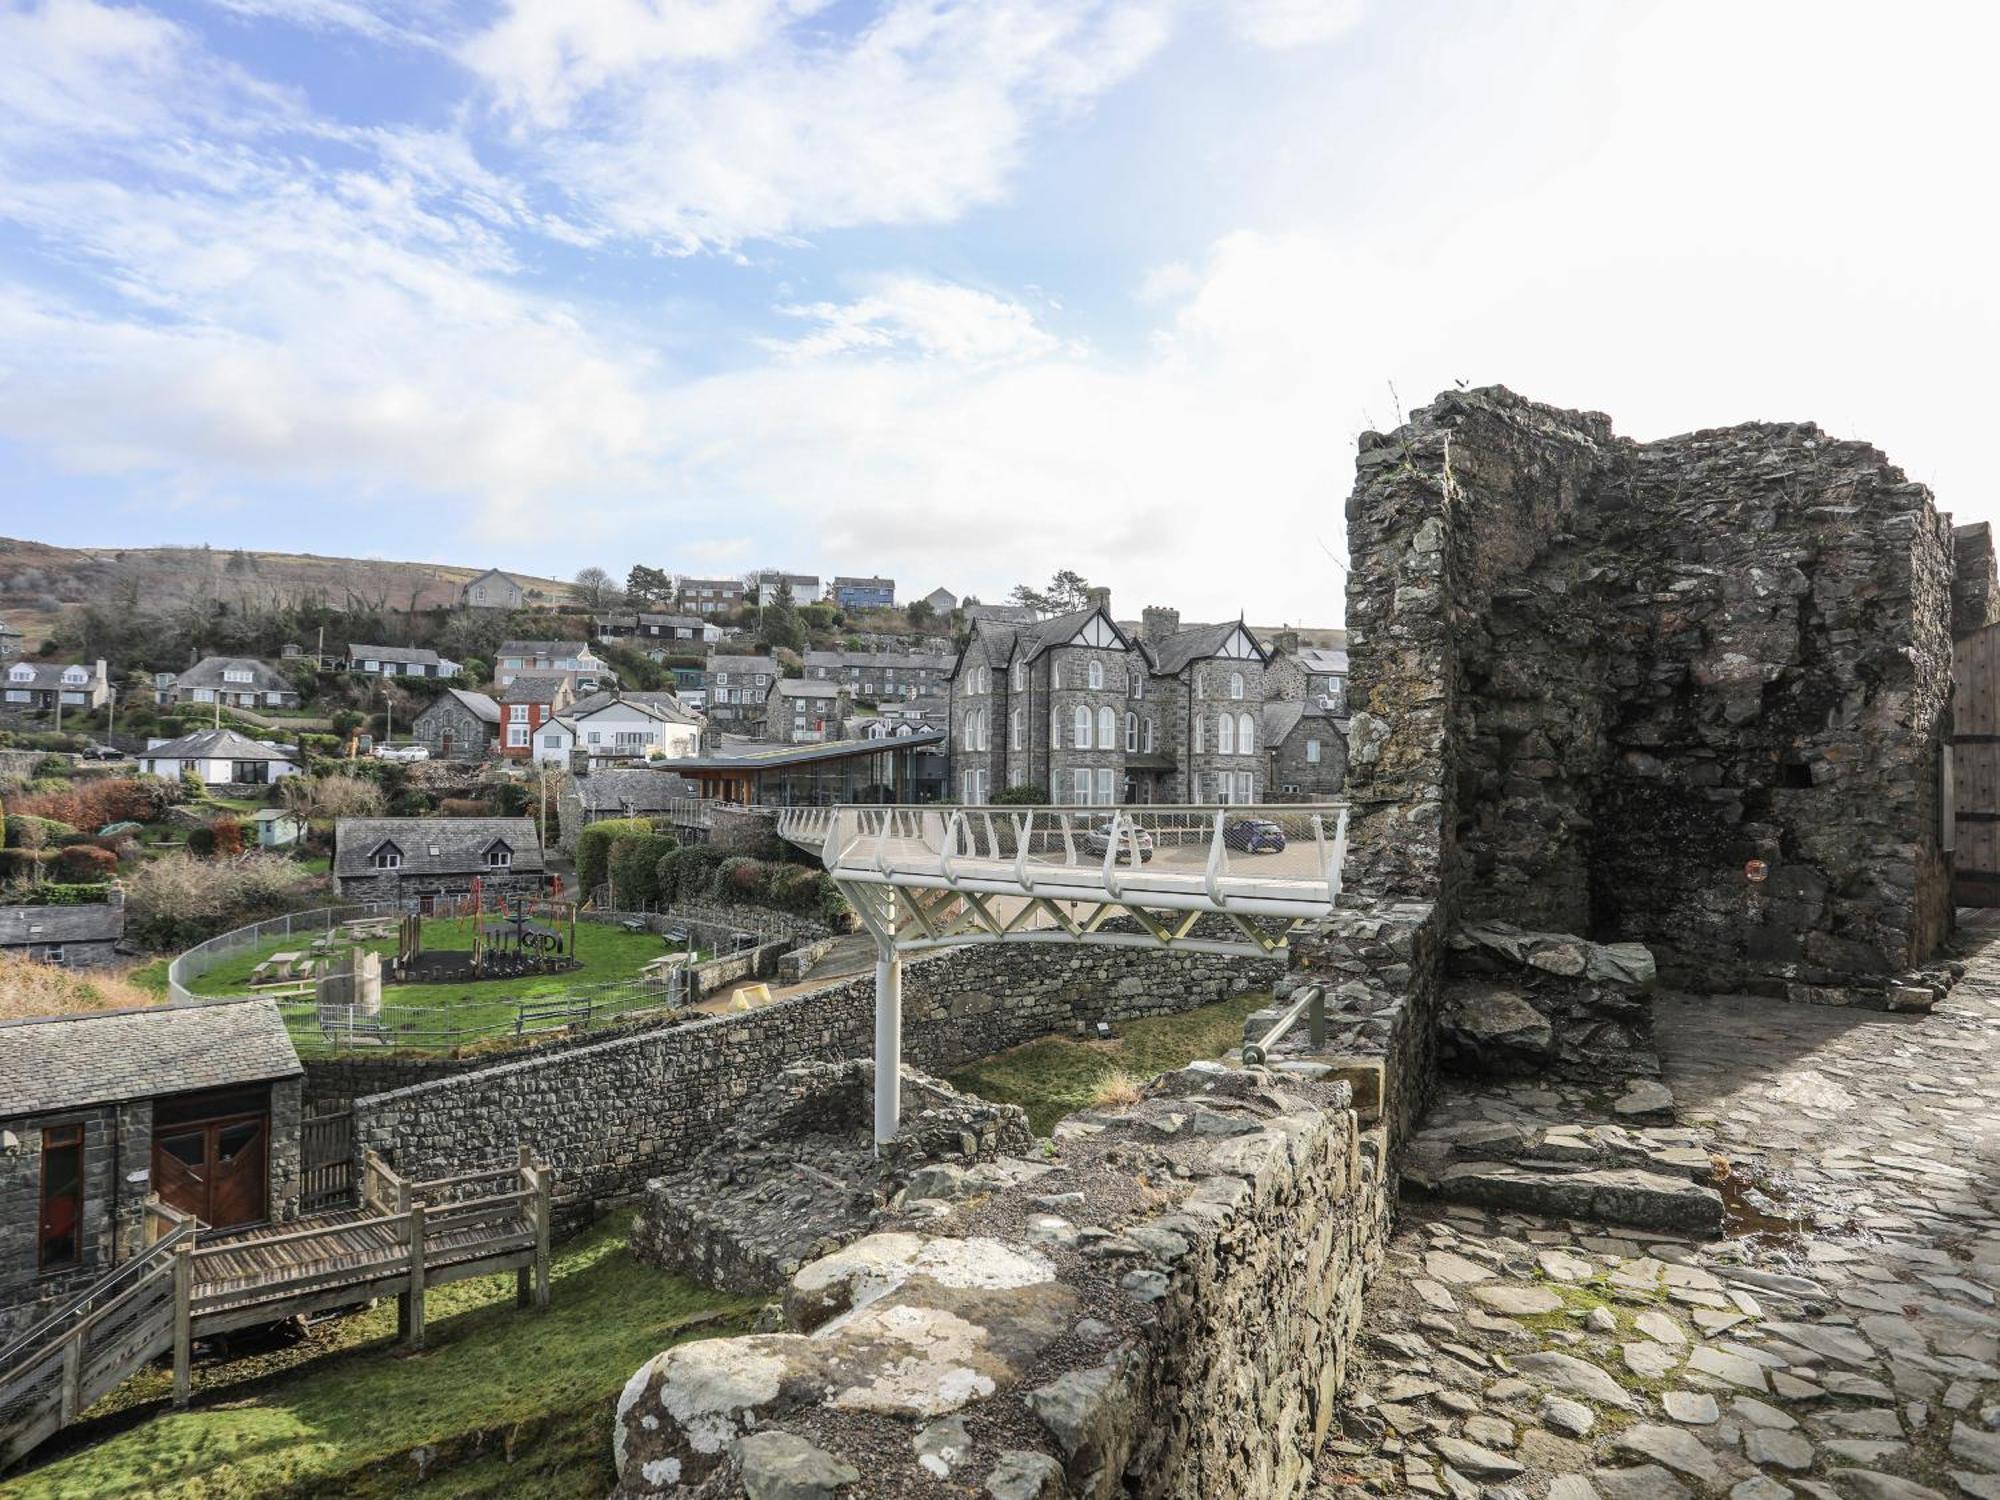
xmin=1141 ymin=606 xmax=1180 ymax=645
xmin=1272 ymin=630 xmax=1299 ymax=655
xmin=1085 ymin=586 xmax=1111 ymax=614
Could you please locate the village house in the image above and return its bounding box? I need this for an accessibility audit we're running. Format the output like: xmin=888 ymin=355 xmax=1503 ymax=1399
xmin=0 ymin=899 xmax=124 ymax=969
xmin=945 ymin=596 xmax=1347 ymax=807
xmin=0 ymin=999 xmax=304 ymax=1341
xmin=460 ymin=567 xmax=527 ymax=610
xmin=1260 ymin=700 xmax=1348 ymax=801
xmin=331 ymin=816 xmax=545 ymax=903
xmin=801 ymin=650 xmax=951 ymax=702
xmin=2 ymin=659 xmax=110 ymax=714
xmin=494 ymin=640 xmax=611 ymax=691
xmin=1281 ymin=642 xmax=1349 ymax=712
xmin=346 ymin=644 xmax=461 ymax=680
xmin=138 ymin=728 xmax=300 ymax=785
xmin=557 ymin=767 xmax=698 ymax=851
xmin=828 ymin=576 xmax=896 ymax=610
xmin=676 ymin=577 xmax=746 ymax=616
xmin=767 ymin=678 xmax=850 ymax=743
xmin=166 ymin=657 xmax=301 ymax=712
xmin=747 ymin=571 xmax=821 ymax=606
xmin=962 ymin=602 xmax=1038 ymax=625
xmin=500 ymin=674 xmax=574 ymax=759
xmin=410 ymin=686 xmax=502 ymax=761
xmin=0 ymin=622 xmax=22 ymax=662
xmin=919 ymin=587 xmax=958 ymax=614
xmin=592 ymin=612 xmax=719 ymax=644
xmin=702 ymin=655 xmax=776 ymax=732
xmin=564 ymin=692 xmax=702 ymax=762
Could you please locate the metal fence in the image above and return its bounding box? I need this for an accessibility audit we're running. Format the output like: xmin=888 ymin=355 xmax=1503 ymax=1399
xmin=166 ymin=902 xmax=418 ymax=1005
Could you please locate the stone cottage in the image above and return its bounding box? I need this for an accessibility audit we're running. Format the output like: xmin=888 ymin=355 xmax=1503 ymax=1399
xmin=411 ymin=686 xmax=501 ymax=761
xmin=0 ymin=901 xmax=124 ymax=969
xmin=1261 ymin=700 xmax=1347 ymax=801
xmin=0 ymin=999 xmax=302 ymax=1341
xmin=331 ymin=816 xmax=546 ymax=905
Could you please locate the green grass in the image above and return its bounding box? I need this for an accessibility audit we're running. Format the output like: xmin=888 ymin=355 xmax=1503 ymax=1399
xmin=946 ymin=990 xmax=1270 ymax=1135
xmin=127 ymin=958 xmax=170 ymax=996
xmin=2 ymin=1215 xmax=758 ymax=1500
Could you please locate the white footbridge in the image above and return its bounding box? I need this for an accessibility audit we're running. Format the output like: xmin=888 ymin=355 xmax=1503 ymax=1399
xmin=775 ymin=804 xmax=1348 ymax=1145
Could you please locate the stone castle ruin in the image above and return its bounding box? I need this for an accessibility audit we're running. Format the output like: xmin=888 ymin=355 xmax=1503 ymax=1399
xmin=589 ymin=386 xmax=1986 ymax=1500
xmin=1343 ymin=387 xmax=1959 ymax=1006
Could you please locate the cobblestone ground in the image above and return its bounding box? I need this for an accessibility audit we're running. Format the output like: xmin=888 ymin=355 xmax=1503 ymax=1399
xmin=1319 ymin=917 xmax=2000 ymax=1500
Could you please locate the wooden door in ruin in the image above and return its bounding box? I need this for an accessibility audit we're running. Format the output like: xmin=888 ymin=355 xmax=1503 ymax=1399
xmin=1954 ymin=621 xmax=2000 ymax=905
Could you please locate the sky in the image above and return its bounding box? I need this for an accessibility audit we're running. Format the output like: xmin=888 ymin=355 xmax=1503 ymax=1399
xmin=1 ymin=0 xmax=1995 ymax=626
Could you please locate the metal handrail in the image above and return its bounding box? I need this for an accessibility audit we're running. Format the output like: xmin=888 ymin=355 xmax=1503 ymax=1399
xmin=1241 ymin=984 xmax=1326 ymax=1066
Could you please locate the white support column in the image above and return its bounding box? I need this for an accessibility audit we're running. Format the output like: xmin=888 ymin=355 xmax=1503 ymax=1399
xmin=874 ymin=935 xmax=903 ymax=1150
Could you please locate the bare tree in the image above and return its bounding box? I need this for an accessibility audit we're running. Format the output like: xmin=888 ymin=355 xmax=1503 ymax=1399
xmin=572 ymin=566 xmax=619 ymax=609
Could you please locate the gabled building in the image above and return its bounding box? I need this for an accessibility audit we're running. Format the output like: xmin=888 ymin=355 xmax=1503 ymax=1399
xmin=500 ymin=674 xmax=574 ymax=759
xmin=676 ymin=578 xmax=746 ymax=617
xmin=767 ymin=679 xmax=850 ymax=743
xmin=919 ymin=587 xmax=958 ymax=614
xmin=593 ymin=612 xmax=719 ymax=644
xmin=347 ymin=644 xmax=461 ymax=680
xmin=461 ymin=568 xmax=526 ymax=610
xmin=1139 ymin=609 xmax=1273 ymax=806
xmin=332 ymin=816 xmax=545 ymax=903
xmin=1261 ymin=701 xmax=1347 ymax=801
xmin=137 ymin=728 xmax=300 ymax=785
xmin=801 ymin=650 xmax=951 ymax=702
xmin=411 ymin=686 xmax=502 ymax=761
xmin=0 ymin=900 xmax=124 ymax=968
xmin=746 ymin=571 xmax=821 ymax=606
xmin=565 ymin=693 xmax=702 ymax=762
xmin=494 ymin=641 xmax=610 ymax=691
xmin=2 ymin=659 xmax=110 ymax=713
xmin=168 ymin=657 xmax=301 ymax=711
xmin=702 ymin=655 xmax=777 ymax=732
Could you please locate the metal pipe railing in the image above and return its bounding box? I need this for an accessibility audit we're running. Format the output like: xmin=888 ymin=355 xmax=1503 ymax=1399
xmin=1241 ymin=984 xmax=1326 ymax=1066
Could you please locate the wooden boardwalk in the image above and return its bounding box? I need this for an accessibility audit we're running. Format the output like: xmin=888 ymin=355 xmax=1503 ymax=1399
xmin=2 ymin=1151 xmax=552 ymax=1470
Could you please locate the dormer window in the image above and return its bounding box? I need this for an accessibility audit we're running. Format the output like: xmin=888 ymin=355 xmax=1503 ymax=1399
xmin=62 ymin=667 xmax=86 ymax=685
xmin=484 ymin=843 xmax=512 ymax=869
xmin=9 ymin=665 xmax=32 ymax=682
xmin=370 ymin=844 xmax=403 ymax=870
xmin=223 ymin=669 xmax=252 ymax=684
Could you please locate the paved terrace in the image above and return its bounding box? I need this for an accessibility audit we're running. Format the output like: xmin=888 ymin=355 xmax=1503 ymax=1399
xmin=1317 ymin=913 xmax=2000 ymax=1499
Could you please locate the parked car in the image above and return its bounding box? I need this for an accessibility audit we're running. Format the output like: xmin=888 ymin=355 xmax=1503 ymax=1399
xmin=1224 ymin=818 xmax=1288 ymax=853
xmin=1081 ymin=821 xmax=1154 ymax=862
xmin=373 ymin=743 xmax=431 ymax=763
xmin=81 ymin=743 xmax=123 ymax=760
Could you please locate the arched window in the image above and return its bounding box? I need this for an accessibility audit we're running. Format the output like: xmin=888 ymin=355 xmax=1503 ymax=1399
xmin=1125 ymin=712 xmax=1137 ymax=752
xmin=1088 ymin=660 xmax=1103 ymax=690
xmin=1073 ymin=705 xmax=1092 ymax=749
xmin=1132 ymin=672 xmax=1143 ymax=699
xmin=1098 ymin=705 xmax=1115 ymax=749
xmin=1238 ymin=712 xmax=1254 ymax=755
xmin=1012 ymin=660 xmax=1026 ymax=692
xmin=1219 ymin=713 xmax=1236 ymax=754
xmin=1229 ymin=671 xmax=1244 ymax=700
xmin=1010 ymin=708 xmax=1023 ymax=751
xmin=1194 ymin=716 xmax=1205 ymax=754
xmin=979 ymin=708 xmax=990 ymax=751
xmin=1051 ymin=705 xmax=1060 ymax=746
xmin=1144 ymin=718 xmax=1155 ymax=752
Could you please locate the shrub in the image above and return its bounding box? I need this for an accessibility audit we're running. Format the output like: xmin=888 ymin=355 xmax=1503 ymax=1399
xmin=437 ymin=797 xmax=492 ymax=818
xmin=0 ymin=848 xmax=50 ymax=881
xmin=211 ymin=815 xmax=244 ymax=857
xmin=656 ymin=845 xmax=724 ymax=905
xmin=125 ymin=850 xmax=317 ymax=950
xmin=992 ymin=784 xmax=1050 ymax=805
xmin=280 ymin=773 xmax=386 ymax=820
xmin=186 ymin=825 xmax=216 ymax=856
xmin=576 ymin=818 xmax=652 ymax=899
xmin=607 ymin=832 xmax=678 ymax=910
xmin=5 ymin=814 xmax=73 ymax=849
xmin=0 ymin=955 xmax=161 ymax=1024
xmin=53 ymin=844 xmax=118 ymax=881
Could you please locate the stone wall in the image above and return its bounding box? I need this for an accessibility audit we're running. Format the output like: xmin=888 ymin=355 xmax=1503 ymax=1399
xmin=610 ymin=1060 xmax=1390 ymax=1500
xmin=352 ymin=941 xmax=1280 ymax=1226
xmin=1954 ymin=522 xmax=2000 ymax=639
xmin=1343 ymin=386 xmax=1955 ymax=1003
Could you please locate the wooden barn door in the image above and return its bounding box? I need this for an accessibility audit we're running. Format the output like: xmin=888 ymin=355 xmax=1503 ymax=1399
xmin=1954 ymin=622 xmax=2000 ymax=905
xmin=151 ymin=1087 xmax=272 ymax=1230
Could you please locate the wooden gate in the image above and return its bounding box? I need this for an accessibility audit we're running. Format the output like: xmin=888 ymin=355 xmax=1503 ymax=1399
xmin=300 ymin=1110 xmax=356 ymax=1213
xmin=1955 ymin=622 xmax=2000 ymax=905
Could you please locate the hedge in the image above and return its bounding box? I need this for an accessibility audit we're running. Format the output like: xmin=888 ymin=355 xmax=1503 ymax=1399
xmin=608 ymin=832 xmax=679 ymax=910
xmin=576 ymin=818 xmax=652 ymax=899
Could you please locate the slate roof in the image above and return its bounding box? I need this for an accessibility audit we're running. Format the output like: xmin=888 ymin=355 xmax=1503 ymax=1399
xmin=706 ymin=655 xmax=777 ymax=677
xmin=772 ymin=679 xmax=843 ymax=699
xmin=570 ymin=768 xmax=698 ymax=815
xmin=0 ymin=902 xmax=124 ymax=948
xmin=503 ymin=674 xmax=571 ymax=704
xmin=499 ymin=640 xmax=590 ymax=658
xmin=348 ymin=643 xmax=444 ymax=665
xmin=173 ymin=657 xmax=293 ymax=692
xmin=1294 ymin=645 xmax=1349 ymax=676
xmin=333 ymin=817 xmax=544 ymax=878
xmin=3 ymin=662 xmax=97 ymax=689
xmin=803 ymin=651 xmax=949 ymax=673
xmin=0 ymin=998 xmax=301 ymax=1117
xmin=961 ymin=603 xmax=1036 ymax=624
xmin=567 ymin=691 xmax=701 ymax=724
xmin=428 ymin=686 xmax=501 ymax=724
xmin=1146 ymin=620 xmax=1264 ymax=675
xmin=141 ymin=728 xmax=298 ymax=763
xmin=1261 ymin=700 xmax=1340 ymax=747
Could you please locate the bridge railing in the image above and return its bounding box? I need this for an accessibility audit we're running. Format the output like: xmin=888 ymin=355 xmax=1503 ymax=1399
xmin=823 ymin=804 xmax=1347 ymax=908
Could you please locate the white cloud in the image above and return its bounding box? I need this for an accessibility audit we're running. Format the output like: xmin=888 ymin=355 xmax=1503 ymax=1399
xmin=465 ymin=0 xmax=1173 ymax=252
xmin=1227 ymin=0 xmax=1364 ymax=49
xmin=769 ymin=276 xmax=1071 ymax=364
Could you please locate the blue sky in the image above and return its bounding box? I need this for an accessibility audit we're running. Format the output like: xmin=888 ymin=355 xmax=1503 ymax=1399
xmin=2 ymin=0 xmax=1995 ymax=624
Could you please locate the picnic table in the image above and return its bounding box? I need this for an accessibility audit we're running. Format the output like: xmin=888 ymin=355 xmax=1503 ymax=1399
xmin=250 ymin=951 xmax=311 ymax=986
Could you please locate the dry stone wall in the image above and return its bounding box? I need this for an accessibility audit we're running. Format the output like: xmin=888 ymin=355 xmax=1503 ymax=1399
xmin=351 ymin=941 xmax=1280 ymax=1225
xmin=1344 ymin=386 xmax=1955 ymax=1003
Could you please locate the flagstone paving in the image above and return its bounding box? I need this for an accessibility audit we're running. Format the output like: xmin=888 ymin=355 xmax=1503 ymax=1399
xmin=1317 ymin=917 xmax=2000 ymax=1498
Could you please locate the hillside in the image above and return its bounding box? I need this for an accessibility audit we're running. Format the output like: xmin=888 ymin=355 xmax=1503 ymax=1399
xmin=0 ymin=537 xmax=574 ymax=649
